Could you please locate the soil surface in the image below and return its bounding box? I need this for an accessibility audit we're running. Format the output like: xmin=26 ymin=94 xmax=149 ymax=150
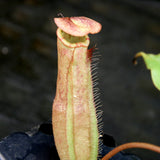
xmin=0 ymin=0 xmax=160 ymax=159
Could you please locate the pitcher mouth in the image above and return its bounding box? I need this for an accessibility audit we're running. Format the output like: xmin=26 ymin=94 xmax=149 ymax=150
xmin=57 ymin=28 xmax=90 ymax=48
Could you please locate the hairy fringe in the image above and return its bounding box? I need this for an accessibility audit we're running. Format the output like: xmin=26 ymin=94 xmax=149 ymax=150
xmin=90 ymin=46 xmax=103 ymax=159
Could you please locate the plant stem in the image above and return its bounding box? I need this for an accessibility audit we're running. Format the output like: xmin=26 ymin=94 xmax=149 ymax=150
xmin=102 ymin=142 xmax=160 ymax=160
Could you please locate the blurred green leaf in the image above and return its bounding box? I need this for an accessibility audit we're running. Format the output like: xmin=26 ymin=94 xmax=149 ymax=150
xmin=134 ymin=52 xmax=160 ymax=91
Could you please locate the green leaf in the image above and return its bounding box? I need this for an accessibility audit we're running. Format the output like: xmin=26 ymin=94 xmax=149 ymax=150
xmin=133 ymin=52 xmax=160 ymax=91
